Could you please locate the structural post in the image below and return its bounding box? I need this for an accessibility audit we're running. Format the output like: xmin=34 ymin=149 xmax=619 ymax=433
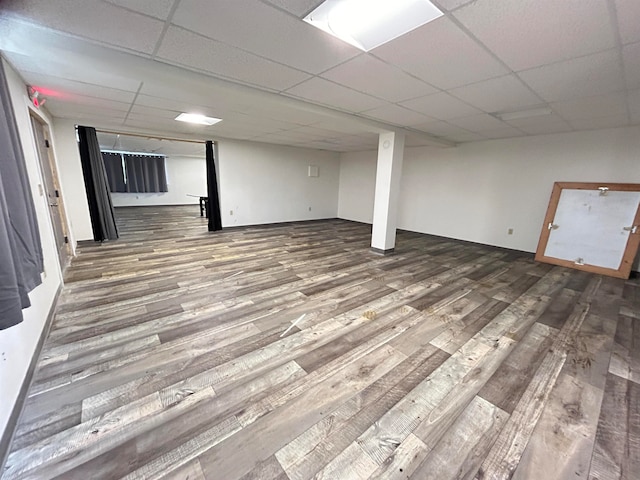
xmin=371 ymin=131 xmax=404 ymax=254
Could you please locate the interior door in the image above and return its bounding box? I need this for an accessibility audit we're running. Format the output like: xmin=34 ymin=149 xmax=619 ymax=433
xmin=535 ymin=182 xmax=640 ymax=278
xmin=30 ymin=113 xmax=70 ymax=268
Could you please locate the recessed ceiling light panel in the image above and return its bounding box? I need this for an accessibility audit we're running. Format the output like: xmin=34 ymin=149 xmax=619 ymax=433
xmin=304 ymin=0 xmax=443 ymax=51
xmin=175 ymin=113 xmax=222 ymax=126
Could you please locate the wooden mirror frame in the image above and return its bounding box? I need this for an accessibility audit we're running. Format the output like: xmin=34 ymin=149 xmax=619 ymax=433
xmin=535 ymin=182 xmax=640 ymax=279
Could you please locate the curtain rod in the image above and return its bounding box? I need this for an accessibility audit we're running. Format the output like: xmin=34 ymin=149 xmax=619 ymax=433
xmin=101 ymin=149 xmax=166 ymax=157
xmin=94 ymin=128 xmax=212 ymax=145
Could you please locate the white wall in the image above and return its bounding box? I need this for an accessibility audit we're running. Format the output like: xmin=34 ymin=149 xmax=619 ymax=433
xmin=218 ymin=139 xmax=340 ymax=227
xmin=111 ymin=156 xmax=206 ymax=207
xmin=54 ymin=130 xmax=341 ymax=237
xmin=337 ymin=150 xmax=377 ymax=224
xmin=1 ymin=60 xmax=63 ymax=441
xmin=51 ymin=118 xmax=93 ymax=241
xmin=338 ymin=126 xmax=640 ymax=269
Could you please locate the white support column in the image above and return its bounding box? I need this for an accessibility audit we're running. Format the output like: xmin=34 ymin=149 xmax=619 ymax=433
xmin=371 ymin=131 xmax=404 ymax=254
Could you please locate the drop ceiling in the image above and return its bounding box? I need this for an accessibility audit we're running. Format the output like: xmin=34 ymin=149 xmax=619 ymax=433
xmin=0 ymin=0 xmax=638 ymax=152
xmin=97 ymin=131 xmax=206 ymax=157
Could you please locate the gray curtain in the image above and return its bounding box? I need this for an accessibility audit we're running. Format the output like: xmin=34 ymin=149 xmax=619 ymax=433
xmin=77 ymin=126 xmax=118 ymax=242
xmin=124 ymin=154 xmax=167 ymax=193
xmin=0 ymin=61 xmax=44 ymax=330
xmin=102 ymin=152 xmax=126 ymax=193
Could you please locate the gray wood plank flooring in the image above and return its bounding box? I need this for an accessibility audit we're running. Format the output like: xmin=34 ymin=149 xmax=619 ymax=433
xmin=3 ymin=206 xmax=639 ymax=480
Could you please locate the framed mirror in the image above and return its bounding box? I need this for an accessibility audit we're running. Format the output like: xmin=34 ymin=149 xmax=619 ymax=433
xmin=535 ymin=182 xmax=640 ymax=279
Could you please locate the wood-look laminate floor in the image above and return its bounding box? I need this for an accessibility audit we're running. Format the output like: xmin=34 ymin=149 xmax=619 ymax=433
xmin=4 ymin=206 xmax=639 ymax=480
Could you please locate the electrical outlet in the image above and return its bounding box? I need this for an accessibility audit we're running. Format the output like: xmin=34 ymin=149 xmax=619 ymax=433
xmin=308 ymin=206 xmax=312 ymax=211
xmin=508 ymin=228 xmax=514 ymax=235
xmin=229 ymin=210 xmax=233 ymax=216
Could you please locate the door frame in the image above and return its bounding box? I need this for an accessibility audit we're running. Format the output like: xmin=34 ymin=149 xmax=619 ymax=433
xmin=28 ymin=109 xmax=72 ymax=269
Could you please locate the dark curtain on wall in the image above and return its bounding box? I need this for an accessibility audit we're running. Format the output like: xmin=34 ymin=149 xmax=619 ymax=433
xmin=206 ymin=140 xmax=222 ymax=232
xmin=102 ymin=152 xmax=126 ymax=192
xmin=124 ymin=154 xmax=167 ymax=193
xmin=77 ymin=126 xmax=119 ymax=242
xmin=0 ymin=62 xmax=44 ymax=330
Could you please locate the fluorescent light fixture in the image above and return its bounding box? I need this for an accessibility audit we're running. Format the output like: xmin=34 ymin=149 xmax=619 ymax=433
xmin=175 ymin=113 xmax=222 ymax=126
xmin=495 ymin=107 xmax=553 ymax=121
xmin=304 ymin=0 xmax=443 ymax=51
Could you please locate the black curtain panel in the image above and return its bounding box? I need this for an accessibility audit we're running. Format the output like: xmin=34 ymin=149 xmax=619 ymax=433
xmin=206 ymin=140 xmax=222 ymax=232
xmin=124 ymin=154 xmax=168 ymax=193
xmin=77 ymin=126 xmax=118 ymax=242
xmin=101 ymin=152 xmax=126 ymax=192
xmin=0 ymin=61 xmax=44 ymax=330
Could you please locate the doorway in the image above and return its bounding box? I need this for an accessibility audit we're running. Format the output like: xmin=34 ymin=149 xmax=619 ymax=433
xmin=30 ymin=112 xmax=70 ymax=269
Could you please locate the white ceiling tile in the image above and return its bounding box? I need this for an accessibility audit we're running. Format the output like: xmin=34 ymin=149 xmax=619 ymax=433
xmin=412 ymin=120 xmax=473 ymax=137
xmin=449 ymin=75 xmax=543 ymax=113
xmin=2 ymin=51 xmax=142 ymax=92
xmin=45 ymin=99 xmax=128 ymax=119
xmin=125 ymin=113 xmax=212 ymax=131
xmin=405 ymin=136 xmax=439 ymax=147
xmin=447 ymin=113 xmax=507 ymax=132
xmin=172 ymin=0 xmax=359 ymax=74
xmin=138 ymin=73 xmax=264 ymax=113
xmin=305 ymin=120 xmax=372 ymax=135
xmin=372 ymin=17 xmax=507 ymax=90
xmin=518 ymin=49 xmax=625 ymax=102
xmin=480 ymin=126 xmax=525 ymax=139
xmin=123 ymin=117 xmax=213 ymax=136
xmin=103 ymin=0 xmax=175 ymax=20
xmin=135 ymin=91 xmax=245 ymax=116
xmin=50 ymin=94 xmax=131 ymax=111
xmin=569 ymin=114 xmax=631 ymax=131
xmin=126 ymin=107 xmax=209 ymax=129
xmin=503 ymin=113 xmax=572 ymax=132
xmin=157 ymin=27 xmax=310 ymax=91
xmin=4 ymin=0 xmax=625 ymax=148
xmin=248 ymin=106 xmax=328 ymax=126
xmin=400 ymin=92 xmax=482 ymax=120
xmin=454 ymin=0 xmax=617 ymax=71
xmin=260 ymin=0 xmax=325 ymax=17
xmin=615 ymin=0 xmax=640 ymax=45
xmin=52 ymin=111 xmax=126 ymax=124
xmin=134 ymin=94 xmax=203 ymax=112
xmin=436 ymin=0 xmax=476 ymax=11
xmin=21 ymin=72 xmax=136 ymax=103
xmin=447 ymin=132 xmax=485 ymax=142
xmin=127 ymin=104 xmax=183 ymax=119
xmin=282 ymin=126 xmax=337 ymax=139
xmin=2 ymin=0 xmax=165 ymax=54
xmin=284 ymin=77 xmax=385 ymax=113
xmin=221 ymin=112 xmax=302 ymax=132
xmin=360 ymin=104 xmax=435 ymax=127
xmin=551 ymin=92 xmax=629 ymax=121
xmin=513 ymin=120 xmax=574 ymax=136
xmin=321 ymin=54 xmax=437 ymax=102
xmin=623 ymin=42 xmax=640 ymax=90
